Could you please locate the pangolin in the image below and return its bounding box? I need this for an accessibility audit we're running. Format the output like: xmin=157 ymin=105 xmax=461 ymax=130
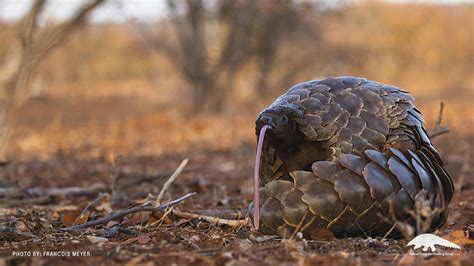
xmin=249 ymin=76 xmax=454 ymax=238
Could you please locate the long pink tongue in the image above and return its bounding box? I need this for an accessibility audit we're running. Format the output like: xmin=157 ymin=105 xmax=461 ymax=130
xmin=253 ymin=124 xmax=270 ymax=230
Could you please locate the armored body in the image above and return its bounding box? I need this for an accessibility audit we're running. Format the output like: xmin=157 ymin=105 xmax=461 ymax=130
xmin=251 ymin=76 xmax=453 ymax=238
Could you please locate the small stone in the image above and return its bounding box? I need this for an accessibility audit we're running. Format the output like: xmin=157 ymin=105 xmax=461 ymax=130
xmin=296 ymin=232 xmax=303 ymax=239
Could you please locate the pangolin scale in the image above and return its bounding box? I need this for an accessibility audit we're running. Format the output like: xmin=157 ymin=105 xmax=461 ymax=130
xmin=250 ymin=76 xmax=454 ymax=238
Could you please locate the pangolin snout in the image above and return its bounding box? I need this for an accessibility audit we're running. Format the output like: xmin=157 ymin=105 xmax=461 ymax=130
xmin=258 ymin=115 xmax=274 ymax=127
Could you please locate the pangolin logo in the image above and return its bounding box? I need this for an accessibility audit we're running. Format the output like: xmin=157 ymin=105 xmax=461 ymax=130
xmin=407 ymin=233 xmax=461 ymax=252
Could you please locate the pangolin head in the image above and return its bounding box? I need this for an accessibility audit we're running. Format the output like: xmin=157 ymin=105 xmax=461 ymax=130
xmin=252 ymin=102 xmax=305 ymax=230
xmin=255 ymin=103 xmax=305 ymax=151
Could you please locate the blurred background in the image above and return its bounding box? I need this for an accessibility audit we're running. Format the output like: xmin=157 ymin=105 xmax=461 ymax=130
xmin=0 ymin=0 xmax=472 ymax=161
xmin=0 ymin=3 xmax=473 ymax=262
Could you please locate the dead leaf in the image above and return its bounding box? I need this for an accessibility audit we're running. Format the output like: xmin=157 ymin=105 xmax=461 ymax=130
xmin=86 ymin=235 xmax=109 ymax=244
xmin=105 ymin=220 xmax=119 ymax=228
xmin=150 ymin=211 xmax=173 ymax=225
xmin=15 ymin=221 xmax=29 ymax=233
xmin=126 ymin=255 xmax=144 ymax=265
xmin=76 ymin=212 xmax=90 ymax=225
xmin=133 ymin=194 xmax=154 ymax=205
xmin=96 ymin=202 xmax=113 ymax=214
xmin=162 ymin=216 xmax=173 ymax=225
xmin=310 ymin=229 xmax=336 ymax=241
xmin=98 ymin=192 xmax=111 ymax=203
xmin=137 ymin=234 xmax=151 ymax=244
xmin=49 ymin=211 xmax=60 ymax=221
xmin=174 ymin=219 xmax=188 ymax=227
xmin=442 ymin=230 xmax=474 ymax=246
xmin=337 ymin=251 xmax=350 ymax=258
xmin=63 ymin=212 xmax=81 ymax=226
xmin=0 ymin=208 xmax=17 ymax=216
xmin=63 ymin=211 xmax=89 ymax=226
xmin=127 ymin=212 xmax=149 ymax=225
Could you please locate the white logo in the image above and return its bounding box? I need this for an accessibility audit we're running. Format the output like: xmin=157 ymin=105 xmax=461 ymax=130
xmin=407 ymin=233 xmax=461 ymax=252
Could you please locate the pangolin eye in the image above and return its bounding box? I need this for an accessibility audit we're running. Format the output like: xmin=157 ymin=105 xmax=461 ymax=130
xmin=281 ymin=115 xmax=289 ymax=123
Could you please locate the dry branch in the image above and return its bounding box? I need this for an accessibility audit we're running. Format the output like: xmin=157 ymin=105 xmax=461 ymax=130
xmin=73 ymin=194 xmax=102 ymax=226
xmin=0 ymin=226 xmax=37 ymax=241
xmin=430 ymin=101 xmax=450 ymax=139
xmin=155 ymin=158 xmax=189 ymax=206
xmin=173 ymin=209 xmax=248 ymax=229
xmin=35 ymin=0 xmax=105 ymax=58
xmin=65 ymin=192 xmax=196 ymax=231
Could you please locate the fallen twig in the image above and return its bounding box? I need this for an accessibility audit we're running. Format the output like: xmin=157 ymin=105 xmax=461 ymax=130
xmin=173 ymin=209 xmax=248 ymax=229
xmin=290 ymin=211 xmax=309 ymax=239
xmin=430 ymin=101 xmax=450 ymax=139
xmin=110 ymin=154 xmax=124 ymax=198
xmin=73 ymin=194 xmax=103 ymax=226
xmin=148 ymin=205 xmax=174 ymax=227
xmin=64 ymin=192 xmax=196 ymax=231
xmin=382 ymin=223 xmax=398 ymax=241
xmin=0 ymin=226 xmax=36 ymax=241
xmin=192 ymin=209 xmax=247 ymax=220
xmin=155 ymin=158 xmax=189 ymax=206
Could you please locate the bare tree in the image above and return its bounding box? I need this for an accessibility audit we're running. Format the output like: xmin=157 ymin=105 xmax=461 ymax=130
xmin=0 ymin=0 xmax=105 ymax=156
xmin=253 ymin=1 xmax=299 ymax=97
xmin=138 ymin=0 xmax=302 ymax=112
xmin=166 ymin=0 xmax=259 ymax=111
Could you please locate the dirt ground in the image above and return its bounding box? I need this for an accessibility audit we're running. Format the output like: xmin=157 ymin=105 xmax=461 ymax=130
xmin=0 ymin=82 xmax=473 ymax=265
